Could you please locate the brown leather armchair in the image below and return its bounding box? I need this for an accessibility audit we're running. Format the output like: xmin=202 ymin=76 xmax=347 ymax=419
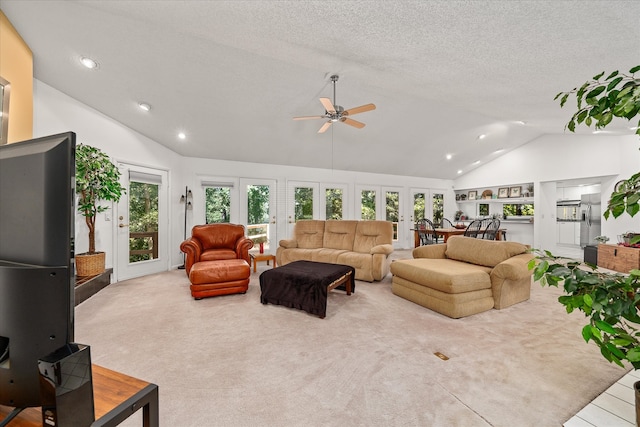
xmin=180 ymin=224 xmax=254 ymax=274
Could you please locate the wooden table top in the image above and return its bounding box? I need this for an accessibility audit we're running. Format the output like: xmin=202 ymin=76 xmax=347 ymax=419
xmin=0 ymin=364 xmax=152 ymax=426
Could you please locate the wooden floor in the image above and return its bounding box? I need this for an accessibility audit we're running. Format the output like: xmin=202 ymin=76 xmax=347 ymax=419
xmin=564 ymin=370 xmax=639 ymax=426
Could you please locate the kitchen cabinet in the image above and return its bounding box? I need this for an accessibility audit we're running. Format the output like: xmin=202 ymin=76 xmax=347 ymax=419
xmin=557 ymin=221 xmax=581 ymax=246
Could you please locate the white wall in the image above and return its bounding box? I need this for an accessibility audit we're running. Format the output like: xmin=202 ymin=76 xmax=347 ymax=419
xmin=454 ymin=133 xmax=640 ymax=249
xmin=36 ymin=77 xmax=637 ymax=275
xmin=32 ymin=79 xmax=455 ymax=279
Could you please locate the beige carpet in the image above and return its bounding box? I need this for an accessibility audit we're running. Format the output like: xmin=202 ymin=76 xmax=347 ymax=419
xmin=75 ymin=251 xmax=629 ymax=427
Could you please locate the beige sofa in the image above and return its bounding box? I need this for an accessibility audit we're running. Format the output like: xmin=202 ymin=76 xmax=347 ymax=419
xmin=276 ymin=220 xmax=394 ymax=282
xmin=390 ymin=236 xmax=533 ymax=318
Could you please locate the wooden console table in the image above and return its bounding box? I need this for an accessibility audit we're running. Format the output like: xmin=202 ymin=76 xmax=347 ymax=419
xmin=598 ymin=244 xmax=640 ymax=273
xmin=0 ymin=365 xmax=158 ymax=427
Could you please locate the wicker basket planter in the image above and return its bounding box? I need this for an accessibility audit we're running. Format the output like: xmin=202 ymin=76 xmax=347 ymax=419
xmin=76 ymin=252 xmax=106 ymax=277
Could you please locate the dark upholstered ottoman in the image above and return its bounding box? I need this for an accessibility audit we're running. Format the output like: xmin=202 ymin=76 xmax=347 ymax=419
xmin=259 ymin=260 xmax=355 ymax=318
xmin=189 ymin=259 xmax=250 ymax=300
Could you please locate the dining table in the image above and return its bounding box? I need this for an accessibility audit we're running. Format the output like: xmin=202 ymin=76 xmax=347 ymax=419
xmin=412 ymin=227 xmax=506 ymax=247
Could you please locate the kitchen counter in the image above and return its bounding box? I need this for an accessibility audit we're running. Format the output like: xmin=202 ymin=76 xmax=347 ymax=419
xmin=557 ymin=219 xmax=580 ymax=222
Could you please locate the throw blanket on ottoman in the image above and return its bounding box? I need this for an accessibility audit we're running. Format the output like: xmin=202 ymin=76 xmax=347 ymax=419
xmin=259 ymin=261 xmax=355 ymax=318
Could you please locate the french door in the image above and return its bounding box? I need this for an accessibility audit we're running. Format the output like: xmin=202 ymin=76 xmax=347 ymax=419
xmin=240 ymin=178 xmax=277 ymax=253
xmin=116 ymin=164 xmax=169 ymax=281
xmin=356 ymin=185 xmax=404 ymax=248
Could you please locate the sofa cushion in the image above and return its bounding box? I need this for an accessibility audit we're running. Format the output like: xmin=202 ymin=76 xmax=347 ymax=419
xmin=444 ymin=236 xmax=528 ymax=268
xmin=311 ymin=248 xmax=349 ymax=264
xmin=323 ymin=220 xmax=358 ymax=250
xmin=353 ymin=220 xmax=393 ymax=253
xmin=390 ymin=258 xmax=492 ymax=294
xmin=294 ymin=220 xmax=325 ymax=249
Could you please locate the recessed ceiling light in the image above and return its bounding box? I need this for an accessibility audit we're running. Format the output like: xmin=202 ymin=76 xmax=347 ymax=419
xmin=493 ymin=149 xmax=504 ymax=154
xmin=515 ymin=120 xmax=526 ymax=125
xmin=477 ymin=134 xmax=486 ymax=140
xmin=445 ymin=154 xmax=452 ymax=160
xmin=472 ymin=160 xmax=481 ymax=165
xmin=138 ymin=102 xmax=151 ymax=112
xmin=457 ymin=170 xmax=463 ymax=174
xmin=80 ymin=56 xmax=98 ymax=69
xmin=178 ymin=132 xmax=186 ymax=140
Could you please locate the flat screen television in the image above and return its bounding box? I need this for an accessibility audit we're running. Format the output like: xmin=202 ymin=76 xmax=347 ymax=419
xmin=0 ymin=132 xmax=76 ymax=409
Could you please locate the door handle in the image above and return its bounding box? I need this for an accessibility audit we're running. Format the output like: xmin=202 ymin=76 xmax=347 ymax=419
xmin=270 ymin=216 xmax=276 ymax=224
xmin=119 ymin=223 xmax=129 ymax=228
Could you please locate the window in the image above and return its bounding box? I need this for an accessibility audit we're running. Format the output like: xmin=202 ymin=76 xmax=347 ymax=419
xmin=361 ymin=190 xmax=376 ymax=220
xmin=325 ymin=188 xmax=343 ymax=220
xmin=413 ymin=192 xmax=426 ymax=222
xmin=478 ymin=203 xmax=489 ymax=216
xmin=294 ymin=186 xmax=314 ymax=221
xmin=385 ymin=190 xmax=399 ymax=240
xmin=432 ymin=193 xmax=443 ymax=226
xmin=503 ymin=204 xmax=534 ymax=216
xmin=205 ymin=187 xmax=231 ymax=223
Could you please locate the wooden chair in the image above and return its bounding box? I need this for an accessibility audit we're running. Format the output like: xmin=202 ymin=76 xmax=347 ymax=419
xmin=463 ymin=219 xmax=483 ymax=238
xmin=483 ymin=219 xmax=501 ymax=240
xmin=416 ymin=219 xmax=437 ymax=245
xmin=442 ymin=218 xmax=455 ymax=228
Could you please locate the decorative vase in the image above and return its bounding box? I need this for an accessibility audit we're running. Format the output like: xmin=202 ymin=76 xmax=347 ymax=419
xmin=75 ymin=252 xmax=106 ymax=277
xmin=259 ymin=242 xmax=264 ymax=254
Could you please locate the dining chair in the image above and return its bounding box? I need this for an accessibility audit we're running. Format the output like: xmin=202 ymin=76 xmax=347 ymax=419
xmin=442 ymin=218 xmax=455 ymax=228
xmin=416 ymin=218 xmax=437 ymax=245
xmin=463 ymin=219 xmax=483 ymax=238
xmin=483 ymin=218 xmax=501 ymax=240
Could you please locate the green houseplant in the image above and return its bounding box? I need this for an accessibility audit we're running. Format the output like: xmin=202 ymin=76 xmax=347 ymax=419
xmin=75 ymin=144 xmax=125 ymax=276
xmin=533 ymin=65 xmax=640 ymax=422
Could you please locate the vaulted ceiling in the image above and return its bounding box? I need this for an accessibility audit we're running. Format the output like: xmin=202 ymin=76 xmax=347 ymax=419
xmin=1 ymin=1 xmax=638 ymax=179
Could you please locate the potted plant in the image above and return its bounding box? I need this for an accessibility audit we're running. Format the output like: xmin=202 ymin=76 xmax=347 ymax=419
xmin=533 ymin=65 xmax=640 ymax=422
xmin=75 ymin=144 xmax=126 ymax=276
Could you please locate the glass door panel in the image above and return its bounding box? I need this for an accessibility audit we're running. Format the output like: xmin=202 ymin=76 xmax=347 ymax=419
xmin=360 ymin=189 xmax=377 ymax=220
xmin=432 ymin=192 xmax=444 ymax=227
xmin=116 ymin=164 xmax=168 ymax=281
xmin=241 ymin=178 xmax=277 ymax=253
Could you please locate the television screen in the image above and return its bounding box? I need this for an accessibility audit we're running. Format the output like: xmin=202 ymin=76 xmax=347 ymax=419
xmin=0 ymin=132 xmax=76 ymax=408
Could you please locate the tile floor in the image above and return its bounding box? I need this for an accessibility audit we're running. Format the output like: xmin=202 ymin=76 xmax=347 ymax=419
xmin=543 ymin=245 xmax=640 ymax=426
xmin=564 ymin=370 xmax=639 ymax=427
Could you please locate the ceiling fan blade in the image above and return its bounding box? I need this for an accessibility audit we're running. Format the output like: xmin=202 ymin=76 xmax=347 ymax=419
xmin=319 ymin=98 xmax=336 ymax=114
xmin=344 ymin=103 xmax=376 ymax=116
xmin=341 ymin=117 xmax=366 ymax=129
xmin=293 ymin=115 xmax=325 ymax=120
xmin=318 ymin=121 xmax=333 ymax=133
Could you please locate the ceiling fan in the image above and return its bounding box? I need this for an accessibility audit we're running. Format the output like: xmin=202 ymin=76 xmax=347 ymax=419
xmin=293 ymin=75 xmax=376 ymax=133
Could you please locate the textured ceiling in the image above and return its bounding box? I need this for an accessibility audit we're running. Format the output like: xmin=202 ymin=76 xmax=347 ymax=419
xmin=1 ymin=0 xmax=639 ymax=179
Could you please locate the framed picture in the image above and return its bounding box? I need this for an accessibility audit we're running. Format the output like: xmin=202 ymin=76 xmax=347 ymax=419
xmin=498 ymin=187 xmax=509 ymax=198
xmin=468 ymin=190 xmax=477 ymax=200
xmin=509 ymin=186 xmax=521 ymax=198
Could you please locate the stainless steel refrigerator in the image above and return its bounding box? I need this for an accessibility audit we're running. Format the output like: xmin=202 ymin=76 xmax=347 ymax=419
xmin=580 ymin=193 xmax=601 ymax=248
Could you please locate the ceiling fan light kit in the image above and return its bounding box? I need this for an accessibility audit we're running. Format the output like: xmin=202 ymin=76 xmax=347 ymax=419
xmin=293 ymin=74 xmax=376 ymax=133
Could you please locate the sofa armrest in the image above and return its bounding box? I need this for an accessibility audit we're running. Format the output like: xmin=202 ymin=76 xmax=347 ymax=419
xmin=412 ymin=244 xmax=447 ymax=259
xmin=179 ymin=237 xmax=203 ymax=275
xmin=279 ymin=239 xmax=298 ymax=249
xmin=235 ymin=237 xmax=254 ymax=264
xmin=491 ymin=253 xmax=534 ymax=280
xmin=371 ymin=244 xmax=394 ymax=255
